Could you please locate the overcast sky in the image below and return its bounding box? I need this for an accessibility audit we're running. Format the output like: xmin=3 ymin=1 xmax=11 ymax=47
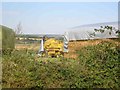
xmin=2 ymin=2 xmax=118 ymax=34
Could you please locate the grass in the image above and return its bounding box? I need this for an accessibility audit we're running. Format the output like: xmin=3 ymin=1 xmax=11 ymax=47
xmin=2 ymin=40 xmax=120 ymax=88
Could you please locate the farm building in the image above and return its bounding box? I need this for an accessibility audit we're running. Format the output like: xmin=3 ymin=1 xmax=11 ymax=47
xmin=64 ymin=22 xmax=119 ymax=59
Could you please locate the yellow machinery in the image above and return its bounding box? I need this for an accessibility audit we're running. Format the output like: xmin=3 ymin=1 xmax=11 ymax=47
xmin=43 ymin=38 xmax=64 ymax=57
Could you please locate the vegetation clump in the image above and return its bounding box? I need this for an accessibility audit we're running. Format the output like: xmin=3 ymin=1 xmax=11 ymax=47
xmin=2 ymin=41 xmax=120 ymax=88
xmin=76 ymin=41 xmax=120 ymax=88
xmin=1 ymin=25 xmax=15 ymax=54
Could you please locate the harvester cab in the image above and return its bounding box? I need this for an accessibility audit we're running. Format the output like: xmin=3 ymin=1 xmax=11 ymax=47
xmin=38 ymin=35 xmax=68 ymax=58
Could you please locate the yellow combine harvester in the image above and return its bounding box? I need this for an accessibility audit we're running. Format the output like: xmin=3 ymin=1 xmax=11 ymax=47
xmin=38 ymin=35 xmax=66 ymax=58
xmin=44 ymin=38 xmax=63 ymax=57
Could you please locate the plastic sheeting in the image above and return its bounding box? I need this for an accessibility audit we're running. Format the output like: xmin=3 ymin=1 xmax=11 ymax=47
xmin=64 ymin=22 xmax=119 ymax=41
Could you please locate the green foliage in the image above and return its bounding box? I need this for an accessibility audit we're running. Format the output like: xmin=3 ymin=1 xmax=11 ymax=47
xmin=2 ymin=50 xmax=74 ymax=88
xmin=2 ymin=41 xmax=120 ymax=88
xmin=116 ymin=30 xmax=120 ymax=38
xmin=76 ymin=41 xmax=120 ymax=88
xmin=94 ymin=25 xmax=120 ymax=38
xmin=94 ymin=25 xmax=114 ymax=33
xmin=1 ymin=25 xmax=15 ymax=53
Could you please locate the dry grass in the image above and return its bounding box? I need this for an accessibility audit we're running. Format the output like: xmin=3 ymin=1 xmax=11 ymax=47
xmin=15 ymin=43 xmax=40 ymax=51
xmin=64 ymin=39 xmax=120 ymax=59
xmin=15 ymin=39 xmax=120 ymax=59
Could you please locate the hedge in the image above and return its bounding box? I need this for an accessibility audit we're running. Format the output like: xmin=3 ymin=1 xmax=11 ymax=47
xmin=0 ymin=25 xmax=15 ymax=53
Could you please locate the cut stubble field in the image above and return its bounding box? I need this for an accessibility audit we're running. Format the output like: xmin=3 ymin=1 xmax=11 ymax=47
xmin=15 ymin=43 xmax=40 ymax=51
xmin=15 ymin=39 xmax=120 ymax=59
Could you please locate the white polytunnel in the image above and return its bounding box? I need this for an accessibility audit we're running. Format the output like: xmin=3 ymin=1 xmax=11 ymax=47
xmin=64 ymin=22 xmax=119 ymax=41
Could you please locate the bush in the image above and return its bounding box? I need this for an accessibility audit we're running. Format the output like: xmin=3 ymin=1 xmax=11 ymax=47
xmin=2 ymin=41 xmax=120 ymax=88
xmin=76 ymin=41 xmax=120 ymax=88
xmin=1 ymin=25 xmax=15 ymax=54
xmin=2 ymin=50 xmax=76 ymax=88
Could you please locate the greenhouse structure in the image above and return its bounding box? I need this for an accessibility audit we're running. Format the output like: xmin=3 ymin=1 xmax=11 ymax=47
xmin=64 ymin=22 xmax=119 ymax=41
xmin=63 ymin=22 xmax=119 ymax=52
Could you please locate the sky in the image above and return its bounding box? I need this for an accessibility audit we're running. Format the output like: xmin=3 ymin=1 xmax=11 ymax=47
xmin=2 ymin=2 xmax=118 ymax=34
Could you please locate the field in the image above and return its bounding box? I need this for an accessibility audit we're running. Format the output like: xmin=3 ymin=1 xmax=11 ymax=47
xmin=63 ymin=39 xmax=119 ymax=59
xmin=15 ymin=43 xmax=40 ymax=51
xmin=2 ymin=39 xmax=120 ymax=88
xmin=15 ymin=39 xmax=119 ymax=59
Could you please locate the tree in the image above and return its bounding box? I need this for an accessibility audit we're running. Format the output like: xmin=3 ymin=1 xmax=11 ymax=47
xmin=15 ymin=22 xmax=23 ymax=35
xmin=93 ymin=25 xmax=120 ymax=38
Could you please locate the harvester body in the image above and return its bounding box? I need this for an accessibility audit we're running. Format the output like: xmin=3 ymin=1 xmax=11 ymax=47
xmin=39 ymin=37 xmax=64 ymax=57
